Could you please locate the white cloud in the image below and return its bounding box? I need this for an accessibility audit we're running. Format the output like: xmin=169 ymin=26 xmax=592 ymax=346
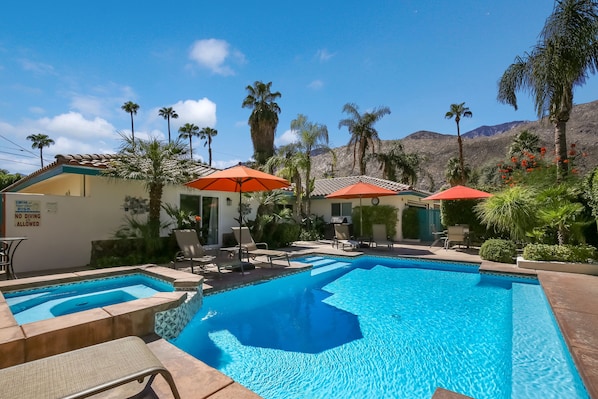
xmin=19 ymin=59 xmax=56 ymax=75
xmin=37 ymin=112 xmax=115 ymax=139
xmin=275 ymin=129 xmax=298 ymax=147
xmin=70 ymin=95 xmax=107 ymax=116
xmin=189 ymin=39 xmax=245 ymax=76
xmin=316 ymin=49 xmax=335 ymax=62
xmin=308 ymin=80 xmax=324 ymax=90
xmin=212 ymin=159 xmax=242 ymax=170
xmin=171 ymin=98 xmax=217 ymax=128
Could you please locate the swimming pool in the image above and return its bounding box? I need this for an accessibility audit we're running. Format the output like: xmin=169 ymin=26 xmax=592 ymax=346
xmin=172 ymin=255 xmax=588 ymax=399
xmin=4 ymin=273 xmax=174 ymax=325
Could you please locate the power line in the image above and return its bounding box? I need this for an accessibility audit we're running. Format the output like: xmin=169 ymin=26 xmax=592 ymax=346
xmin=0 ymin=157 xmax=39 ymax=167
xmin=0 ymin=134 xmax=37 ymax=157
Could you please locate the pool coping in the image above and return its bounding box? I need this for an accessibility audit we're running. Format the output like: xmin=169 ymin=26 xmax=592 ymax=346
xmin=0 ymin=265 xmax=203 ymax=368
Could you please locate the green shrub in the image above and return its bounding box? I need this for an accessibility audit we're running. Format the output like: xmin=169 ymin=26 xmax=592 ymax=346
xmin=479 ymin=239 xmax=517 ymax=264
xmin=523 ymin=244 xmax=597 ymax=263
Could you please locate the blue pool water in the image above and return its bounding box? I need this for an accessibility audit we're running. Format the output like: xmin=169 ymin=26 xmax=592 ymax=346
xmin=4 ymin=273 xmax=174 ymax=325
xmin=172 ymin=256 xmax=588 ymax=399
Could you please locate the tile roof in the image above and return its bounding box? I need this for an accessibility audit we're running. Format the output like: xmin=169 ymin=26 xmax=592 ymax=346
xmin=2 ymin=153 xmax=219 ymax=192
xmin=310 ymin=175 xmax=422 ymax=197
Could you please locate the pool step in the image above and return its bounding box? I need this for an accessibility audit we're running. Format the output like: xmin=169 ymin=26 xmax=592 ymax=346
xmin=311 ymin=261 xmax=351 ymax=276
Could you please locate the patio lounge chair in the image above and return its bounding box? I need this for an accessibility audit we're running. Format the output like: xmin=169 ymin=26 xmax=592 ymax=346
xmin=0 ymin=336 xmax=181 ymax=399
xmin=173 ymin=229 xmax=217 ymax=274
xmin=231 ymin=226 xmax=290 ymax=267
xmin=333 ymin=224 xmax=360 ymax=251
xmin=371 ymin=224 xmax=395 ymax=250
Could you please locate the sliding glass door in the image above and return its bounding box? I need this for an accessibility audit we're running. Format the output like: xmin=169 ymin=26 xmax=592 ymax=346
xmin=180 ymin=194 xmax=219 ymax=245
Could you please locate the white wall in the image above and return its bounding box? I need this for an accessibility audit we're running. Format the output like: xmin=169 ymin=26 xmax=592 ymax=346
xmin=2 ymin=175 xmax=254 ymax=274
xmin=310 ymin=195 xmax=413 ymax=240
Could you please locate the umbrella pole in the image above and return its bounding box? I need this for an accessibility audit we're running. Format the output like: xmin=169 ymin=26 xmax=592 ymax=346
xmin=238 ymin=188 xmax=245 ymax=274
xmin=359 ymin=196 xmax=363 ymax=237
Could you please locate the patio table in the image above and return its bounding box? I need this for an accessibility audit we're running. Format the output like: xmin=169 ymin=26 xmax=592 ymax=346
xmin=0 ymin=237 xmax=27 ymax=279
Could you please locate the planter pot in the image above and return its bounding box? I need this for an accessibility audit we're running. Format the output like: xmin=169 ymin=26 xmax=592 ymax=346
xmin=517 ymin=257 xmax=598 ymax=276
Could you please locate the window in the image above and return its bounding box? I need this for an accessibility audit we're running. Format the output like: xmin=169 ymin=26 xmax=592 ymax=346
xmin=331 ymin=202 xmax=352 ymax=217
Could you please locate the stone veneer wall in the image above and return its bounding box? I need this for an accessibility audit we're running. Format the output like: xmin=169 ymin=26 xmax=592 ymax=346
xmin=155 ymin=290 xmax=203 ymax=340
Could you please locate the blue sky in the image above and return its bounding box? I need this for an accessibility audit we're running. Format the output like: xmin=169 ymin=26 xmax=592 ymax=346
xmin=1 ymin=0 xmax=597 ymax=175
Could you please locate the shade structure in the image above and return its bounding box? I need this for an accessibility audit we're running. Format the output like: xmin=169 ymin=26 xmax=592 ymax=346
xmin=422 ymin=185 xmax=492 ymax=201
xmin=185 ymin=163 xmax=290 ymax=272
xmin=326 ymin=182 xmax=397 ymax=236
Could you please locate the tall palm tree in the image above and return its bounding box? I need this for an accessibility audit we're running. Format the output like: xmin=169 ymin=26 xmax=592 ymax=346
xmin=26 ymin=133 xmax=55 ymax=168
xmin=242 ymin=81 xmax=282 ymax=165
xmin=290 ymin=114 xmax=329 ymax=217
xmin=121 ymin=101 xmax=140 ymax=142
xmin=498 ymin=0 xmax=598 ymax=179
xmin=445 ymin=102 xmax=472 ymax=183
xmin=158 ymin=107 xmax=179 ymax=143
xmin=105 ymin=134 xmax=192 ymax=239
xmin=178 ymin=123 xmax=200 ymax=159
xmin=339 ymin=103 xmax=391 ymax=175
xmin=199 ymin=127 xmax=218 ymax=166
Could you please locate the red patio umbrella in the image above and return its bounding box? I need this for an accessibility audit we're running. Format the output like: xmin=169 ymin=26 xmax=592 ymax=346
xmin=185 ymin=163 xmax=290 ymax=271
xmin=422 ymin=185 xmax=492 ymax=201
xmin=326 ymin=181 xmax=397 ymax=236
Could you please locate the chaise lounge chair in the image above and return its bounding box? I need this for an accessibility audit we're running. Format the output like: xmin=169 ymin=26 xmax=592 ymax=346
xmin=0 ymin=336 xmax=181 ymax=399
xmin=173 ymin=229 xmax=217 ymax=274
xmin=231 ymin=226 xmax=290 ymax=267
xmin=371 ymin=224 xmax=395 ymax=250
xmin=333 ymin=224 xmax=360 ymax=251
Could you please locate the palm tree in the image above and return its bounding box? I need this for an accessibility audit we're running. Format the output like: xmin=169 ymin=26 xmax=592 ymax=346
xmin=121 ymin=101 xmax=140 ymax=142
xmin=178 ymin=123 xmax=200 ymax=159
xmin=265 ymin=144 xmax=305 ymax=221
xmin=339 ymin=103 xmax=391 ymax=175
xmin=508 ymin=130 xmax=540 ymax=158
xmin=445 ymin=102 xmax=472 ymax=183
xmin=26 ymin=133 xmax=55 ymax=168
xmin=445 ymin=157 xmax=471 ymax=186
xmin=475 ymin=185 xmax=538 ymax=242
xmin=105 ymin=134 xmax=192 ymax=239
xmin=290 ymin=114 xmax=329 ymax=217
xmin=369 ymin=143 xmax=422 ymax=185
xmin=199 ymin=127 xmax=218 ymax=166
xmin=242 ymin=81 xmax=282 ymax=165
xmin=158 ymin=107 xmax=179 ymax=143
xmin=498 ymin=0 xmax=598 ymax=179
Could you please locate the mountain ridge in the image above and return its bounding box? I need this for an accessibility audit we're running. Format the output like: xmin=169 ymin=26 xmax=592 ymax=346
xmin=310 ymin=99 xmax=598 ymax=191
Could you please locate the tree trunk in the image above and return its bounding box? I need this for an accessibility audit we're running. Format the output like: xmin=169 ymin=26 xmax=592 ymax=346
xmin=554 ymin=119 xmax=568 ymax=180
xmin=148 ymin=183 xmax=163 ymax=239
xmin=457 ymin=123 xmax=465 ymax=184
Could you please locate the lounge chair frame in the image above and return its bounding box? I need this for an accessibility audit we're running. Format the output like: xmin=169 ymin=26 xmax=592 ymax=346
xmin=231 ymin=226 xmax=290 ymax=267
xmin=0 ymin=336 xmax=181 ymax=399
xmin=371 ymin=224 xmax=395 ymax=250
xmin=173 ymin=229 xmax=217 ymax=274
xmin=332 ymin=224 xmax=360 ymax=251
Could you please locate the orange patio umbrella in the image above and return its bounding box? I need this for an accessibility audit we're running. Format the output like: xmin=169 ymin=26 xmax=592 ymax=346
xmin=326 ymin=181 xmax=397 ymax=236
xmin=185 ymin=163 xmax=290 ymax=270
xmin=422 ymin=185 xmax=492 ymax=201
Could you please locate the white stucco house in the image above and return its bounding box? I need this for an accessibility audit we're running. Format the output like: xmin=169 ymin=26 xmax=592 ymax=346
xmin=1 ymin=154 xmax=437 ymax=275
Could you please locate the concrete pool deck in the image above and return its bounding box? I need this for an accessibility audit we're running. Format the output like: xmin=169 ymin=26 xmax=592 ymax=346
xmin=1 ymin=241 xmax=597 ymax=398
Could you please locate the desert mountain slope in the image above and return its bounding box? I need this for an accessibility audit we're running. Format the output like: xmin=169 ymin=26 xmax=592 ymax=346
xmin=310 ymin=100 xmax=598 ymax=192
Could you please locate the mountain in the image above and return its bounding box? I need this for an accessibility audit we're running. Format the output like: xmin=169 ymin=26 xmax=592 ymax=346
xmin=310 ymin=100 xmax=598 ymax=192
xmin=462 ymin=121 xmax=528 ymax=138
